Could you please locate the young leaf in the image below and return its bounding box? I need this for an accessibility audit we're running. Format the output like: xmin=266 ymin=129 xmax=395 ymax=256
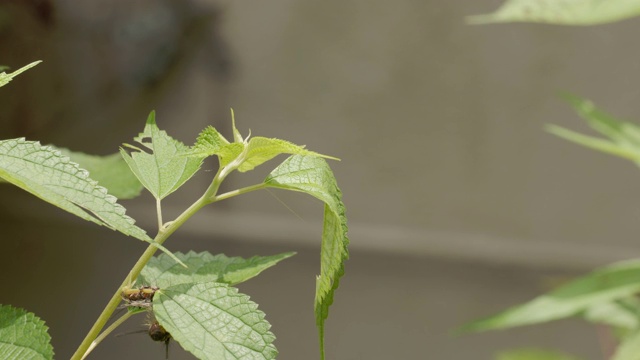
xmin=186 ymin=126 xmax=230 ymax=158
xmin=0 ymin=61 xmax=41 ymax=88
xmin=547 ymin=95 xmax=640 ymax=164
xmin=238 ymin=137 xmax=338 ymax=173
xmin=264 ymin=154 xmax=349 ymax=359
xmin=495 ymin=348 xmax=581 ymax=360
xmin=459 ymin=259 xmax=640 ymax=333
xmin=138 ymin=251 xmax=295 ymax=287
xmin=56 ymin=149 xmax=143 ymax=199
xmin=613 ymin=330 xmax=640 ymax=360
xmin=0 ymin=305 xmax=54 ymax=360
xmin=153 ymin=282 xmax=277 ymax=360
xmin=468 ymin=0 xmax=640 ymax=25
xmin=120 ymin=111 xmax=203 ymax=200
xmin=0 ymin=139 xmax=180 ymax=262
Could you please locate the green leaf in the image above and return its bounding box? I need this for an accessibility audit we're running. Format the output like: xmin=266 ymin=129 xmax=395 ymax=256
xmin=495 ymin=348 xmax=581 ymax=360
xmin=0 ymin=305 xmax=53 ymax=360
xmin=613 ymin=330 xmax=640 ymax=360
xmin=120 ymin=111 xmax=203 ymax=200
xmin=186 ymin=126 xmax=230 ymax=158
xmin=153 ymin=282 xmax=277 ymax=360
xmin=0 ymin=61 xmax=41 ymax=88
xmin=264 ymin=154 xmax=349 ymax=359
xmin=547 ymin=95 xmax=640 ymax=164
xmin=138 ymin=251 xmax=295 ymax=288
xmin=583 ymin=297 xmax=640 ymax=330
xmin=460 ymin=259 xmax=640 ymax=333
xmin=237 ymin=137 xmax=336 ymax=173
xmin=0 ymin=139 xmax=180 ymax=262
xmin=468 ymin=0 xmax=640 ymax=25
xmin=56 ymin=149 xmax=143 ymax=199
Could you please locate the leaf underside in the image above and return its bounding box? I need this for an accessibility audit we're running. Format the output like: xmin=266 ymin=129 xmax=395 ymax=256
xmin=153 ymin=282 xmax=277 ymax=360
xmin=0 ymin=139 xmax=180 ymax=261
xmin=120 ymin=111 xmax=202 ymax=200
xmin=0 ymin=305 xmax=53 ymax=360
xmin=468 ymin=0 xmax=640 ymax=25
xmin=138 ymin=251 xmax=295 ymax=288
xmin=264 ymin=154 xmax=349 ymax=359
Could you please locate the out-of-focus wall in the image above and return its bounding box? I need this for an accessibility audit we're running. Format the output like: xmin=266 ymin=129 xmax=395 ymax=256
xmin=0 ymin=0 xmax=637 ymax=359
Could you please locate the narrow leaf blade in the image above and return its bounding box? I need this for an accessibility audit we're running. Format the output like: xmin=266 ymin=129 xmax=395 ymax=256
xmin=153 ymin=282 xmax=277 ymax=360
xmin=265 ymin=155 xmax=349 ymax=359
xmin=0 ymin=61 xmax=41 ymax=88
xmin=120 ymin=112 xmax=203 ymax=200
xmin=138 ymin=251 xmax=295 ymax=288
xmin=460 ymin=259 xmax=640 ymax=333
xmin=468 ymin=0 xmax=640 ymax=25
xmin=0 ymin=305 xmax=53 ymax=360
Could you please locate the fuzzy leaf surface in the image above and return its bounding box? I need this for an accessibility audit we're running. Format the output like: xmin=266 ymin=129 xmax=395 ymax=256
xmin=0 ymin=139 xmax=181 ymax=261
xmin=264 ymin=154 xmax=349 ymax=358
xmin=495 ymin=348 xmax=580 ymax=360
xmin=0 ymin=61 xmax=41 ymax=88
xmin=57 ymin=149 xmax=143 ymax=199
xmin=468 ymin=0 xmax=640 ymax=25
xmin=139 ymin=251 xmax=295 ymax=288
xmin=120 ymin=112 xmax=202 ymax=200
xmin=153 ymin=282 xmax=277 ymax=360
xmin=460 ymin=259 xmax=640 ymax=332
xmin=0 ymin=305 xmax=53 ymax=360
xmin=0 ymin=138 xmax=149 ymax=240
xmin=547 ymin=94 xmax=640 ymax=164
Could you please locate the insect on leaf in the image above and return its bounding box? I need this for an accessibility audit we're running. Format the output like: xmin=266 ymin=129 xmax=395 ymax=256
xmin=153 ymin=282 xmax=277 ymax=360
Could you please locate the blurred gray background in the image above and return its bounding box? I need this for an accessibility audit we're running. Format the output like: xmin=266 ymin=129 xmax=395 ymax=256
xmin=1 ymin=0 xmax=639 ymax=359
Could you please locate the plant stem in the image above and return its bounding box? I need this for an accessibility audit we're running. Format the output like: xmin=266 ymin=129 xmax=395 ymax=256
xmin=81 ymin=311 xmax=135 ymax=360
xmin=70 ymin=170 xmax=224 ymax=360
xmin=212 ymin=183 xmax=267 ymax=202
xmin=156 ymin=198 xmax=163 ymax=230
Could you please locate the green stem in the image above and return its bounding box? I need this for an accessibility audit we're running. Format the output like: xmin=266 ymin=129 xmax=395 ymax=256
xmin=81 ymin=311 xmax=135 ymax=360
xmin=212 ymin=183 xmax=267 ymax=203
xmin=70 ymin=169 xmax=225 ymax=360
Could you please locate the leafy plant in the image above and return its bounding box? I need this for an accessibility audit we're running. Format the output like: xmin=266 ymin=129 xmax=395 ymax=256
xmin=0 ymin=62 xmax=349 ymax=360
xmin=465 ymin=1 xmax=640 ymax=358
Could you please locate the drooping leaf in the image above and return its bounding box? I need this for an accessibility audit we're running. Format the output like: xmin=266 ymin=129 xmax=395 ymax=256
xmin=495 ymin=348 xmax=581 ymax=360
xmin=138 ymin=251 xmax=295 ymax=288
xmin=57 ymin=149 xmax=143 ymax=199
xmin=0 ymin=305 xmax=53 ymax=360
xmin=547 ymin=95 xmax=640 ymax=164
xmin=0 ymin=61 xmax=41 ymax=88
xmin=460 ymin=259 xmax=640 ymax=333
xmin=120 ymin=111 xmax=203 ymax=200
xmin=0 ymin=139 xmax=179 ymax=262
xmin=468 ymin=0 xmax=640 ymax=25
xmin=613 ymin=330 xmax=640 ymax=360
xmin=153 ymin=282 xmax=277 ymax=360
xmin=264 ymin=154 xmax=349 ymax=359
